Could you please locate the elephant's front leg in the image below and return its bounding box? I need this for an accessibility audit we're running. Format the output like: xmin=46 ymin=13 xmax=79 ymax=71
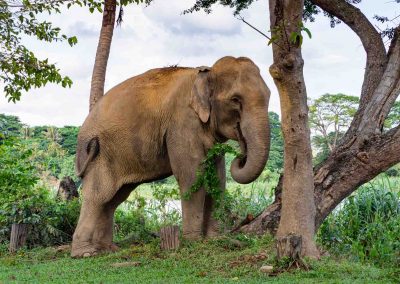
xmin=168 ymin=141 xmax=207 ymax=240
xmin=204 ymin=155 xmax=226 ymax=237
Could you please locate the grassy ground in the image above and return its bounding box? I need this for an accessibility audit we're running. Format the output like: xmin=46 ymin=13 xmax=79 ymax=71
xmin=0 ymin=235 xmax=398 ymax=284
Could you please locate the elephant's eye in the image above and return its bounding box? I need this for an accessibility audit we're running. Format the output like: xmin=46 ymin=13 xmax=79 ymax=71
xmin=231 ymin=96 xmax=241 ymax=104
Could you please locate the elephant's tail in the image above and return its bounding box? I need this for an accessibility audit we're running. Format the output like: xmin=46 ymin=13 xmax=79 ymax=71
xmin=76 ymin=137 xmax=100 ymax=178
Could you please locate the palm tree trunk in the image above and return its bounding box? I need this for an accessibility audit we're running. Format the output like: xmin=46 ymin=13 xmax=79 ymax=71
xmin=89 ymin=0 xmax=116 ymax=111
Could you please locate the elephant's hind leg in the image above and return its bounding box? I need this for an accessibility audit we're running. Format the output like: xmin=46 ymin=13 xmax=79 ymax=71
xmin=71 ymin=172 xmax=136 ymax=258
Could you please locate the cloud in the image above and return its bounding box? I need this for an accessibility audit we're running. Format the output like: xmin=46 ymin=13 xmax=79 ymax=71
xmin=143 ymin=1 xmax=241 ymax=36
xmin=68 ymin=21 xmax=99 ymax=38
xmin=1 ymin=1 xmax=395 ymax=127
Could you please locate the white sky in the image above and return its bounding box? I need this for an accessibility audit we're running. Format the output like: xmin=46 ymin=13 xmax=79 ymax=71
xmin=0 ymin=0 xmax=398 ymax=127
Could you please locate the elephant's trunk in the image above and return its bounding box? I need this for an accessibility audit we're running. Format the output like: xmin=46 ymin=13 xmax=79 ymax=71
xmin=230 ymin=108 xmax=270 ymax=184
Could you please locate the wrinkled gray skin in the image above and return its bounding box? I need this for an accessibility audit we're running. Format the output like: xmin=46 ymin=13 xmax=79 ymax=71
xmin=71 ymin=56 xmax=271 ymax=258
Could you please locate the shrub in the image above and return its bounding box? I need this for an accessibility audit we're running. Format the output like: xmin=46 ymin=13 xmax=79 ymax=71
xmin=0 ymin=186 xmax=80 ymax=247
xmin=0 ymin=137 xmax=80 ymax=247
xmin=27 ymin=197 xmax=80 ymax=246
xmin=114 ymin=183 xmax=182 ymax=243
xmin=318 ymin=177 xmax=400 ymax=267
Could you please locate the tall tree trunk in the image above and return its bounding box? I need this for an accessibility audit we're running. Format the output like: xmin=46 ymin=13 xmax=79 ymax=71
xmin=238 ymin=1 xmax=400 ymax=240
xmin=268 ymin=0 xmax=319 ymax=258
xmin=89 ymin=0 xmax=116 ymax=111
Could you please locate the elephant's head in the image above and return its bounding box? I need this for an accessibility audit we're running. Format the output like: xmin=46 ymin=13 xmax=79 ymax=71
xmin=190 ymin=56 xmax=271 ymax=184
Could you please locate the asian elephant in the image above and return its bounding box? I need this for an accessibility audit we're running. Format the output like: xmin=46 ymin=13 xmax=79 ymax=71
xmin=71 ymin=56 xmax=271 ymax=258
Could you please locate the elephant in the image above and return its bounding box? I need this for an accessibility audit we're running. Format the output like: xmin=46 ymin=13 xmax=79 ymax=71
xmin=71 ymin=56 xmax=271 ymax=258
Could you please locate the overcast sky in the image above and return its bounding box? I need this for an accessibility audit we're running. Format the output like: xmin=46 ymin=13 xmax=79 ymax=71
xmin=0 ymin=1 xmax=398 ymax=126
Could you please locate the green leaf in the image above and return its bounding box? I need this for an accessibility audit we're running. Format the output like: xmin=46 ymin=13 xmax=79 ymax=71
xmin=289 ymin=31 xmax=299 ymax=44
xmin=303 ymin=27 xmax=312 ymax=39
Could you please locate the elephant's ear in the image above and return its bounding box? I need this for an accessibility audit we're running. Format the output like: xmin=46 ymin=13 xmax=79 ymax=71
xmin=190 ymin=67 xmax=211 ymax=123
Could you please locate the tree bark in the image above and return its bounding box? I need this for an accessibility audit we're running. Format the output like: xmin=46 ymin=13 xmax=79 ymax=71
xmin=276 ymin=234 xmax=302 ymax=261
xmin=9 ymin=223 xmax=29 ymax=253
xmin=268 ymin=0 xmax=319 ymax=258
xmin=89 ymin=0 xmax=116 ymax=111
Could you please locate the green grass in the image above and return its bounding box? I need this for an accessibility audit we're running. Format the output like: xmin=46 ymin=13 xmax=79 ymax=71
xmin=0 ymin=235 xmax=398 ymax=284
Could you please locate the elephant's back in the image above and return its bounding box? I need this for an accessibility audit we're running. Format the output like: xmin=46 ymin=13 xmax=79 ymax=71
xmin=93 ymin=67 xmax=194 ymax=120
xmin=78 ymin=66 xmax=196 ymax=150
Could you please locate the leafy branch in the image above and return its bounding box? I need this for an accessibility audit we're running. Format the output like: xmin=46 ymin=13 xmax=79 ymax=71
xmin=289 ymin=21 xmax=312 ymax=46
xmin=183 ymin=143 xmax=240 ymax=219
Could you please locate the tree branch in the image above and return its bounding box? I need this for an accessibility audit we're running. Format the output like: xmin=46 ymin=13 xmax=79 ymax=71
xmin=239 ymin=123 xmax=400 ymax=235
xmin=315 ymin=122 xmax=400 ymax=226
xmin=310 ymin=0 xmax=387 ymax=104
xmin=358 ymin=27 xmax=400 ymax=133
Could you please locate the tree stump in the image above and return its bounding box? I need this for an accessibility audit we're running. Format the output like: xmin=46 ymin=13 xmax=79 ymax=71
xmin=276 ymin=233 xmax=302 ymax=260
xmin=57 ymin=176 xmax=78 ymax=201
xmin=9 ymin=223 xmax=29 ymax=253
xmin=160 ymin=225 xmax=180 ymax=250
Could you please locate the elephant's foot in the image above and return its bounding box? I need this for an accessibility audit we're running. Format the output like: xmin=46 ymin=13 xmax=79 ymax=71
xmin=71 ymin=241 xmax=119 ymax=258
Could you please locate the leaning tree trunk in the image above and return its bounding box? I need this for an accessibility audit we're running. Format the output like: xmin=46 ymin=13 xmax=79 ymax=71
xmin=268 ymin=0 xmax=319 ymax=258
xmin=238 ymin=1 xmax=400 ymax=237
xmin=89 ymin=0 xmax=116 ymax=111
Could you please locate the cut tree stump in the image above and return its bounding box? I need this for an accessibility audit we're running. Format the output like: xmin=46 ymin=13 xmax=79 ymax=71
xmin=9 ymin=223 xmax=29 ymax=253
xmin=57 ymin=176 xmax=78 ymax=201
xmin=276 ymin=233 xmax=302 ymax=260
xmin=160 ymin=225 xmax=180 ymax=250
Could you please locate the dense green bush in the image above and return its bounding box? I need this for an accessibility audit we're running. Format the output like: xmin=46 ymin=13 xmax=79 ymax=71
xmin=318 ymin=178 xmax=400 ymax=267
xmin=0 ymin=139 xmax=39 ymax=225
xmin=0 ymin=187 xmax=80 ymax=247
xmin=0 ymin=138 xmax=80 ymax=247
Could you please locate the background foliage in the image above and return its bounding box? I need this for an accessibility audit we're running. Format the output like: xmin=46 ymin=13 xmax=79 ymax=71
xmin=0 ymin=93 xmax=399 ymax=268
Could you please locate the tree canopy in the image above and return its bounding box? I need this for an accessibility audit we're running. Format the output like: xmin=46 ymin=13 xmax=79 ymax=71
xmin=0 ymin=0 xmax=152 ymax=103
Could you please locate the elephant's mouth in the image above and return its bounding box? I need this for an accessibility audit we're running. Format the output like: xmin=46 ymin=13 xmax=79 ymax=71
xmin=234 ymin=123 xmax=247 ymax=168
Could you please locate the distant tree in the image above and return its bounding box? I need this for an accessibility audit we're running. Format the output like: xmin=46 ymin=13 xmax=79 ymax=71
xmin=384 ymin=101 xmax=400 ymax=130
xmin=309 ymin=94 xmax=359 ymax=163
xmin=44 ymin=127 xmax=60 ymax=143
xmin=309 ymin=94 xmax=359 ymax=152
xmin=58 ymin=126 xmax=80 ymax=155
xmin=22 ymin=126 xmax=33 ymax=140
xmin=0 ymin=114 xmax=24 ymax=139
xmin=309 ymin=95 xmax=400 ymax=164
xmin=266 ymin=112 xmax=284 ymax=171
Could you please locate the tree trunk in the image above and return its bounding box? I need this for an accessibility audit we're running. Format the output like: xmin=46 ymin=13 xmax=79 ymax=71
xmin=9 ymin=223 xmax=29 ymax=253
xmin=89 ymin=0 xmax=116 ymax=111
xmin=276 ymin=234 xmax=302 ymax=261
xmin=238 ymin=1 xmax=400 ymax=239
xmin=268 ymin=0 xmax=319 ymax=259
xmin=160 ymin=225 xmax=180 ymax=250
